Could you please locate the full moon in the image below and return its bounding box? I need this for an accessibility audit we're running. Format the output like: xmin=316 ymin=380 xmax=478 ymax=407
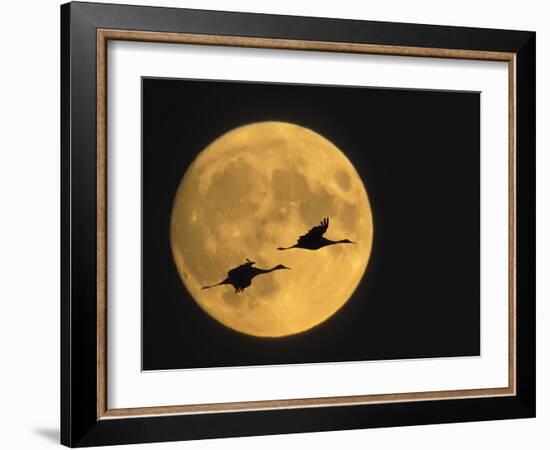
xmin=170 ymin=122 xmax=373 ymax=337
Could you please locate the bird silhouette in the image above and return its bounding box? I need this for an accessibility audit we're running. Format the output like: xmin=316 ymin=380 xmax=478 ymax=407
xmin=277 ymin=217 xmax=354 ymax=251
xmin=202 ymin=259 xmax=291 ymax=293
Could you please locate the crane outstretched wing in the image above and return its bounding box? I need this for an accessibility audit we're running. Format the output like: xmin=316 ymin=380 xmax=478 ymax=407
xmin=297 ymin=217 xmax=329 ymax=245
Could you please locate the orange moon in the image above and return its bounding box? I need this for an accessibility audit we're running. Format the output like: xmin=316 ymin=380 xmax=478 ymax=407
xmin=170 ymin=122 xmax=373 ymax=337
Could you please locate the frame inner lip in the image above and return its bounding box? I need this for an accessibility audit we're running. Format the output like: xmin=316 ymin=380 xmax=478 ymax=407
xmin=95 ymin=28 xmax=517 ymax=419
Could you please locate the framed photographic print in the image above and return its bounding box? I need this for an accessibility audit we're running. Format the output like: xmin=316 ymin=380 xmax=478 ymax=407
xmin=61 ymin=2 xmax=536 ymax=447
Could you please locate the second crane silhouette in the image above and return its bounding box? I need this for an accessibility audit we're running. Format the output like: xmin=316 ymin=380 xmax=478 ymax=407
xmin=202 ymin=259 xmax=290 ymax=294
xmin=277 ymin=217 xmax=354 ymax=251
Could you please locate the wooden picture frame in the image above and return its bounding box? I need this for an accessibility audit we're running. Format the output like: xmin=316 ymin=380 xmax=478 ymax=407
xmin=61 ymin=1 xmax=535 ymax=447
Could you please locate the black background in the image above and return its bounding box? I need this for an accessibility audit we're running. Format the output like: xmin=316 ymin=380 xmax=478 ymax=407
xmin=142 ymin=78 xmax=480 ymax=370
